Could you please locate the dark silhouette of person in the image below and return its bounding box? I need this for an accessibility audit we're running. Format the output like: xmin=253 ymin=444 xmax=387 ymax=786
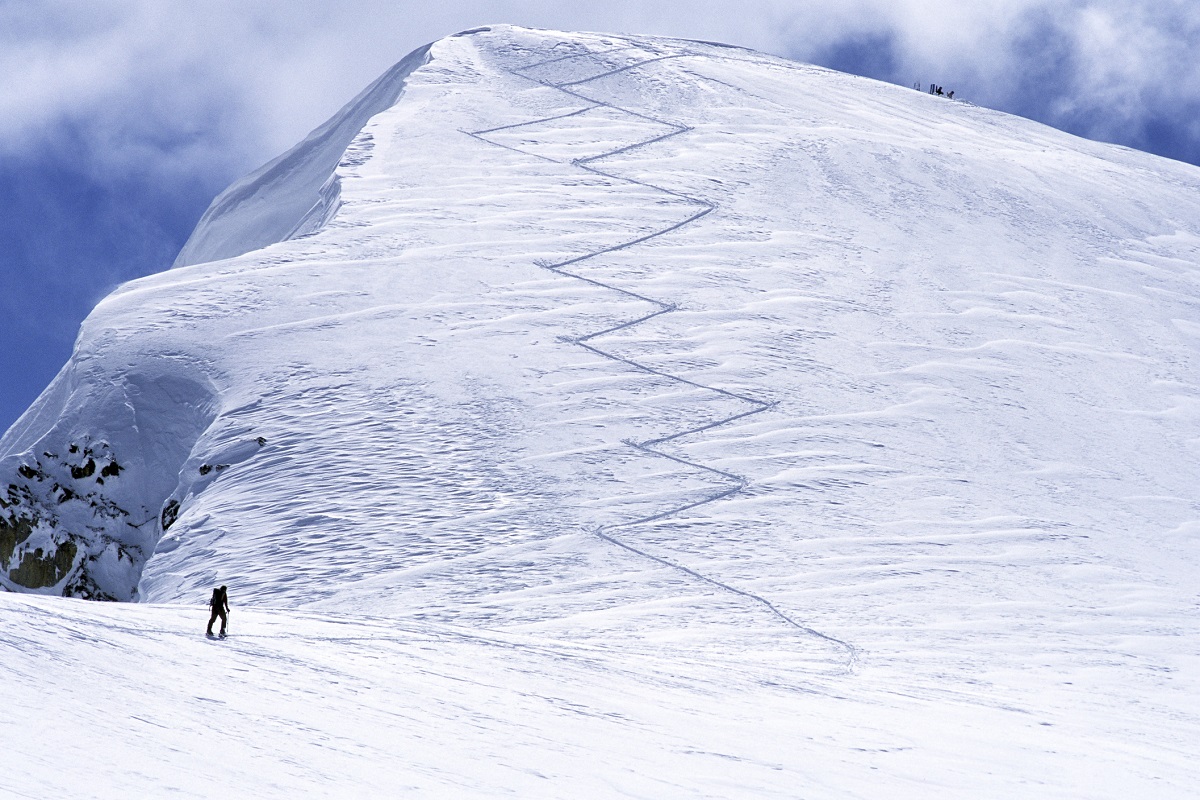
xmin=207 ymin=585 xmax=230 ymax=637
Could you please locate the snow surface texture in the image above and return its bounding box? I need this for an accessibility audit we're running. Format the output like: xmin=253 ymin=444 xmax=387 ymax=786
xmin=4 ymin=24 xmax=1200 ymax=798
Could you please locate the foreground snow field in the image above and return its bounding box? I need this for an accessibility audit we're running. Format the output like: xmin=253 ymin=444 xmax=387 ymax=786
xmin=4 ymin=593 xmax=1195 ymax=798
xmin=3 ymin=24 xmax=1199 ymax=797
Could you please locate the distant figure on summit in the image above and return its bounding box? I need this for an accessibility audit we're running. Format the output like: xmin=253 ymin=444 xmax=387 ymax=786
xmin=206 ymin=585 xmax=230 ymax=638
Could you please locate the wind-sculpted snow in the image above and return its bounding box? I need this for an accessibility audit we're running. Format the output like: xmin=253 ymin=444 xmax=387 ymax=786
xmin=3 ymin=24 xmax=1200 ymax=798
xmin=172 ymin=43 xmax=433 ymax=268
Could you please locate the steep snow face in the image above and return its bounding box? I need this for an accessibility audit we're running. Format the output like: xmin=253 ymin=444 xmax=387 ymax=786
xmin=171 ymin=42 xmax=432 ymax=268
xmin=0 ymin=359 xmax=217 ymax=598
xmin=3 ymin=24 xmax=1200 ymax=796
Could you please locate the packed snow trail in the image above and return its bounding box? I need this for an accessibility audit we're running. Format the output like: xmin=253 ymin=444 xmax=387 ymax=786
xmin=467 ymin=40 xmax=858 ymax=670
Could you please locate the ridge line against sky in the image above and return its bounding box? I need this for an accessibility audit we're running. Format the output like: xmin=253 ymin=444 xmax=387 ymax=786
xmin=3 ymin=1 xmax=1200 ymax=433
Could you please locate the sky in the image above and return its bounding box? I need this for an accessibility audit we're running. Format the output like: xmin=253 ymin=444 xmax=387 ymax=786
xmin=4 ymin=0 xmax=1200 ymax=433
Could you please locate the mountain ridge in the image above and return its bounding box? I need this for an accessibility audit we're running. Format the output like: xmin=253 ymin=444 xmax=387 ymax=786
xmin=2 ymin=24 xmax=1199 ymax=797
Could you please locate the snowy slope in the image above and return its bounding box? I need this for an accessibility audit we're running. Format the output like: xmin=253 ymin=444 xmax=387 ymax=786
xmin=3 ymin=24 xmax=1200 ymax=798
xmin=171 ymin=40 xmax=433 ymax=269
xmin=4 ymin=592 xmax=1193 ymax=799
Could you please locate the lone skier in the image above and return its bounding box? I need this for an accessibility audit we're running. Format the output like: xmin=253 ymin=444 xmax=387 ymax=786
xmin=206 ymin=585 xmax=230 ymax=638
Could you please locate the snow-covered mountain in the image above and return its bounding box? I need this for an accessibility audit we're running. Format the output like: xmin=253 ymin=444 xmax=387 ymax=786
xmin=3 ymin=24 xmax=1199 ymax=798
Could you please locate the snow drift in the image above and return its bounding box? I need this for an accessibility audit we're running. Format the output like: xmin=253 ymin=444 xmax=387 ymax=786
xmin=171 ymin=42 xmax=433 ymax=268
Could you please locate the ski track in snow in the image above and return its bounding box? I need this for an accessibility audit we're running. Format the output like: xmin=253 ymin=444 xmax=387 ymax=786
xmin=465 ymin=41 xmax=858 ymax=671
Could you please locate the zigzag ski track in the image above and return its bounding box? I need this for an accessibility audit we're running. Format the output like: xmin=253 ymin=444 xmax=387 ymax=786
xmin=464 ymin=39 xmax=858 ymax=673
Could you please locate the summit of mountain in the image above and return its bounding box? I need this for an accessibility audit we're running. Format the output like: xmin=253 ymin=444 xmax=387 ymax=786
xmin=2 ymin=24 xmax=1199 ymax=798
